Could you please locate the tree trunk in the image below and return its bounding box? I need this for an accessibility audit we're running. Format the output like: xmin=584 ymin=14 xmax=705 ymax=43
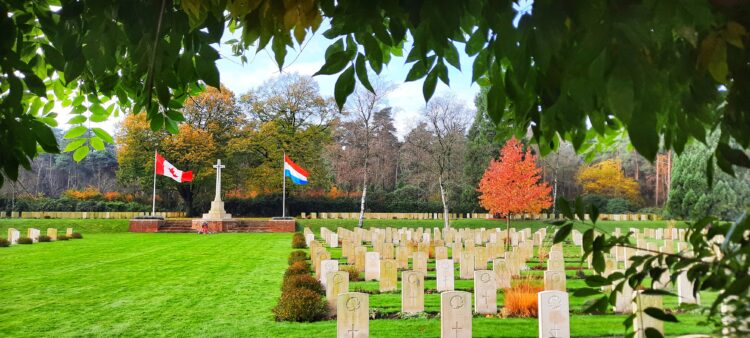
xmin=505 ymin=214 xmax=511 ymax=252
xmin=177 ymin=185 xmax=195 ymax=217
xmin=439 ymin=175 xmax=450 ymax=229
xmin=357 ymin=169 xmax=367 ymax=228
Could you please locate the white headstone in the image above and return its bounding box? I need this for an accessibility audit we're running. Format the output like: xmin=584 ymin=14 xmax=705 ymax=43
xmin=7 ymin=228 xmax=20 ymax=244
xmin=436 ymin=259 xmax=455 ymax=292
xmin=633 ymin=291 xmax=663 ymax=338
xmin=337 ymin=292 xmax=368 ymax=338
xmin=326 ymin=271 xmax=349 ymax=315
xmin=677 ymin=271 xmax=700 ymax=305
xmin=538 ymin=290 xmax=571 ymax=338
xmin=544 ymin=270 xmax=567 ymax=292
xmin=473 ymin=270 xmax=497 ymax=314
xmin=330 ymin=233 xmax=339 ymax=248
xmin=320 ymin=259 xmax=339 ymax=287
xmin=28 ymin=228 xmax=40 ymax=242
xmin=440 ymin=291 xmax=472 ymax=338
xmin=614 ymin=270 xmax=634 ymax=313
xmin=364 ymin=252 xmax=380 ymax=281
xmin=402 ymin=271 xmax=424 ymax=313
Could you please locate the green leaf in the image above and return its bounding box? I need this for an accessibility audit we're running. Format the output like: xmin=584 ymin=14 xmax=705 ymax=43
xmin=334 ymin=65 xmax=356 ymax=110
xmin=644 ymin=328 xmax=664 ymax=338
xmin=466 ymin=29 xmax=486 ymax=55
xmin=558 ymin=198 xmax=574 ymax=220
xmin=606 ymin=70 xmax=634 ymax=123
xmin=166 ymin=110 xmax=186 ymax=122
xmin=628 ymin=107 xmax=659 ymax=161
xmin=92 ymin=128 xmax=114 ymax=144
xmin=165 ymin=117 xmax=179 ymax=134
xmin=640 ymin=289 xmax=677 ymax=297
xmin=444 ymin=43 xmax=460 ymax=70
xmin=325 ymin=39 xmax=344 ymax=59
xmin=405 ymin=56 xmax=435 ymax=82
xmin=355 ymin=54 xmax=374 ymax=93
xmin=31 ymin=121 xmax=59 ymax=153
xmin=585 ymin=275 xmax=609 ymax=287
xmin=63 ymin=138 xmax=87 ymax=152
xmin=314 ymin=51 xmax=353 ymax=76
xmin=553 ymin=223 xmax=573 ymax=244
xmin=575 ymin=196 xmax=585 ymax=221
xmin=68 ymin=115 xmax=87 ymax=124
xmin=196 ymin=58 xmax=220 ymax=89
xmin=590 ymin=204 xmax=600 ymax=224
xmin=644 ymin=307 xmax=679 ymax=323
xmin=90 ymin=114 xmax=108 ymax=123
xmin=72 ymin=145 xmax=90 ymax=162
xmin=64 ymin=126 xmax=87 ymax=139
xmin=486 ymin=82 xmax=506 ymax=124
xmin=90 ymin=137 xmax=105 ymax=151
xmin=150 ymin=114 xmax=164 ymax=131
xmin=423 ymin=69 xmax=438 ymax=102
xmin=717 ymin=143 xmax=750 ymax=168
xmin=23 ymin=73 xmax=47 ymax=97
xmin=592 ymin=251 xmax=605 ymax=273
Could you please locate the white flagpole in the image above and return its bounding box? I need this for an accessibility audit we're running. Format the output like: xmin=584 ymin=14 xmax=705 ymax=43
xmin=152 ymin=150 xmax=157 ymax=216
xmin=282 ymin=151 xmax=286 ymax=218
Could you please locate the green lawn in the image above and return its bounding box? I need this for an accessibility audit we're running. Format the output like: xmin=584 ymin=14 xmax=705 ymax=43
xmin=0 ymin=219 xmax=712 ymax=337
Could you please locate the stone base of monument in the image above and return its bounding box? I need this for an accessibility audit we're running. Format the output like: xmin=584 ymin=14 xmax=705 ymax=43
xmin=202 ymin=200 xmax=232 ymax=220
xmin=129 ymin=218 xmax=295 ymax=233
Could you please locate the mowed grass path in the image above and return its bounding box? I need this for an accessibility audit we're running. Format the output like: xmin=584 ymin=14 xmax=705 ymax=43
xmin=0 ymin=233 xmax=302 ymax=336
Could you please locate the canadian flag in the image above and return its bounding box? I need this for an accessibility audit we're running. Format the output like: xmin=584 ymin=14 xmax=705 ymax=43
xmin=155 ymin=153 xmax=193 ymax=183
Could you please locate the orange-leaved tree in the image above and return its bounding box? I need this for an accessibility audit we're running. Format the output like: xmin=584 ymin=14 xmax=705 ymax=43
xmin=479 ymin=138 xmax=552 ymax=249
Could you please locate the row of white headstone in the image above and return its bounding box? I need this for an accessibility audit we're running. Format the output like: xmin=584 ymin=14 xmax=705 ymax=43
xmin=6 ymin=227 xmax=73 ymax=244
xmin=333 ymin=277 xmax=668 ymax=338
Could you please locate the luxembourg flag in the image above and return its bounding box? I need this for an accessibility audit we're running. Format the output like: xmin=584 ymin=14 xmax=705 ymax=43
xmin=284 ymin=155 xmax=309 ymax=185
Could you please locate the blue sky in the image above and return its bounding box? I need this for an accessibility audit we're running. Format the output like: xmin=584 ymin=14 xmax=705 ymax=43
xmin=215 ymin=21 xmax=480 ymax=138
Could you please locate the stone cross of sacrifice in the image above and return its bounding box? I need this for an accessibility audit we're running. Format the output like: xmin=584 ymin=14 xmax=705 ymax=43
xmin=213 ymin=159 xmax=225 ymax=202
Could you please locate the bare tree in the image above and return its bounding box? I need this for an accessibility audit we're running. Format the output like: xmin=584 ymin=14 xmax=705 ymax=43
xmin=418 ymin=94 xmax=472 ymax=228
xmin=345 ymin=80 xmax=393 ymax=228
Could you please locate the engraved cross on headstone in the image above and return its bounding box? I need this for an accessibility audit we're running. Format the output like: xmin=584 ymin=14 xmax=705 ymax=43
xmin=452 ymin=321 xmax=462 ymax=337
xmin=212 ymin=159 xmax=225 ymax=202
xmin=348 ymin=323 xmax=358 ymax=338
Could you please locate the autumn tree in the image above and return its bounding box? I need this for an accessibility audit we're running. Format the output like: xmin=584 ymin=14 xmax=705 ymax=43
xmin=116 ymin=114 xmax=217 ymax=216
xmin=229 ymin=74 xmax=336 ymax=205
xmin=576 ymin=159 xmax=642 ymax=205
xmin=479 ymin=138 xmax=552 ymax=249
xmin=462 ymin=87 xmax=513 ymax=211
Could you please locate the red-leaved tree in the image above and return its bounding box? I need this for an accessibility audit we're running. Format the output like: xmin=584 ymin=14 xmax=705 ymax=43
xmin=479 ymin=138 xmax=552 ymax=249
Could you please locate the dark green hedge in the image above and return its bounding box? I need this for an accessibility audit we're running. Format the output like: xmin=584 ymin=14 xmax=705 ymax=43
xmin=0 ymin=197 xmax=149 ymax=212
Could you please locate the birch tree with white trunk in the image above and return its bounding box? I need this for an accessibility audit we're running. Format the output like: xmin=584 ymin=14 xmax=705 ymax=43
xmin=421 ymin=95 xmax=472 ymax=229
xmin=346 ymin=81 xmax=392 ymax=228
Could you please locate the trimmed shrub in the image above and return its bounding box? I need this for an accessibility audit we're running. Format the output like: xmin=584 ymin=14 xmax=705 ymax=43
xmin=272 ymin=287 xmax=327 ymax=322
xmin=502 ymin=282 xmax=543 ymax=317
xmin=17 ymin=237 xmax=33 ymax=245
xmin=288 ymin=250 xmax=307 ymax=265
xmin=282 ymin=274 xmax=324 ymax=295
xmin=292 ymin=233 xmax=306 ymax=248
xmin=340 ymin=265 xmax=361 ymax=282
xmin=38 ymin=235 xmax=52 ymax=242
xmin=284 ymin=261 xmax=311 ymax=279
xmin=57 ymin=235 xmax=70 ymax=241
xmin=0 ymin=238 xmax=9 ymax=247
xmin=71 ymin=232 xmax=83 ymax=239
xmin=606 ymin=198 xmax=635 ymax=213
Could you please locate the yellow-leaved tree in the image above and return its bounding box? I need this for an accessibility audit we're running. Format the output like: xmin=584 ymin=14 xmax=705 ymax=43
xmin=576 ymin=159 xmax=641 ymax=203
